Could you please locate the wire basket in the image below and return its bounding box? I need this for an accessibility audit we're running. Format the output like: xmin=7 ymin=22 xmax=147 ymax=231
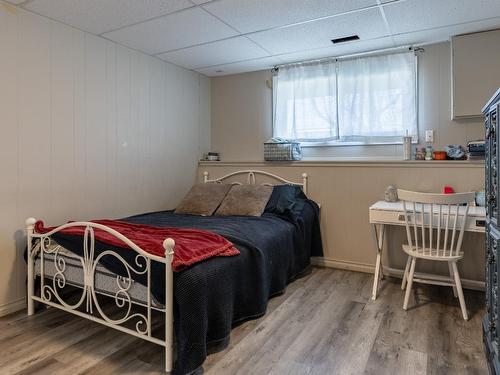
xmin=264 ymin=141 xmax=302 ymax=161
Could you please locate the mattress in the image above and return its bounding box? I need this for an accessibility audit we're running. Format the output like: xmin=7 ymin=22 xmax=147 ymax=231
xmin=34 ymin=245 xmax=163 ymax=308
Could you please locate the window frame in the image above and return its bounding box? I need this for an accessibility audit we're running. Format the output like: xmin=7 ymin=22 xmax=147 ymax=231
xmin=271 ymin=51 xmax=419 ymax=147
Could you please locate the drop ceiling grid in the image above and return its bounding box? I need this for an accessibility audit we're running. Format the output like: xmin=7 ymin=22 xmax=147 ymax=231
xmin=6 ymin=0 xmax=500 ymax=76
xmin=11 ymin=0 xmax=399 ymax=57
xmin=200 ymin=0 xmax=380 ymax=34
xmin=22 ymin=0 xmax=196 ymax=35
xmin=102 ymin=7 xmax=239 ymax=55
xmin=392 ymin=16 xmax=500 ymax=46
xmin=197 ymin=3 xmax=276 ymax=61
xmin=382 ymin=0 xmax=500 ymax=35
xmin=246 ymin=7 xmax=389 ymax=56
xmin=271 ymin=36 xmax=397 ymax=66
xmin=157 ymin=36 xmax=271 ymax=70
xmin=195 ymin=55 xmax=285 ymax=76
xmin=152 ymin=2 xmax=394 ymax=69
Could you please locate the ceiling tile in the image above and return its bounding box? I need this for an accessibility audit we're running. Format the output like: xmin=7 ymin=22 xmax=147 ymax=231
xmin=158 ymin=36 xmax=270 ymax=69
xmin=247 ymin=8 xmax=388 ymax=55
xmin=384 ymin=0 xmax=500 ymax=35
xmin=102 ymin=7 xmax=238 ymax=55
xmin=276 ymin=36 xmax=396 ymax=65
xmin=23 ymin=0 xmax=193 ymax=35
xmin=393 ymin=17 xmax=500 ymax=46
xmin=196 ymin=56 xmax=283 ymax=76
xmin=203 ymin=0 xmax=377 ymax=33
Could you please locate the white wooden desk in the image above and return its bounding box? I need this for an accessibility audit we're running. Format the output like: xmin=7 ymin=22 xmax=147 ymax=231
xmin=369 ymin=200 xmax=486 ymax=300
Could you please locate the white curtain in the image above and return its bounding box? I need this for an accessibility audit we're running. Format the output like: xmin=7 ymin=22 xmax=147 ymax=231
xmin=273 ymin=61 xmax=338 ymax=141
xmin=273 ymin=51 xmax=417 ymax=143
xmin=337 ymin=52 xmax=417 ymax=142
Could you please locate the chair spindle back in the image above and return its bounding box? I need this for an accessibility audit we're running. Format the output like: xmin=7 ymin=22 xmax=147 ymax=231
xmin=397 ymin=190 xmax=476 ymax=258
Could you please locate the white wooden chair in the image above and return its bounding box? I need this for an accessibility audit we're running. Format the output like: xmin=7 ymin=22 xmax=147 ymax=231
xmin=397 ymin=189 xmax=476 ymax=320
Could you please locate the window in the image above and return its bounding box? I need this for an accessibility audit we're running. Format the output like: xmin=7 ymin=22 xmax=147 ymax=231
xmin=273 ymin=51 xmax=417 ymax=144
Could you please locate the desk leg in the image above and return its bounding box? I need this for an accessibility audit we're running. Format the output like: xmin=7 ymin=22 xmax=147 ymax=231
xmin=371 ymin=223 xmax=385 ymax=300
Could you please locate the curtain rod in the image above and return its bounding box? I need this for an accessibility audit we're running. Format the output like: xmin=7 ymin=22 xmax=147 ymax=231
xmin=273 ymin=45 xmax=425 ymax=70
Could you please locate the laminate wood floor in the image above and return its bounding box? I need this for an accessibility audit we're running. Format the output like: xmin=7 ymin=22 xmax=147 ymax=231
xmin=0 ymin=267 xmax=488 ymax=375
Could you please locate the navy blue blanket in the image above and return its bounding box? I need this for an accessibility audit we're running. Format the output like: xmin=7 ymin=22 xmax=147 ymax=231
xmin=48 ymin=199 xmax=322 ymax=374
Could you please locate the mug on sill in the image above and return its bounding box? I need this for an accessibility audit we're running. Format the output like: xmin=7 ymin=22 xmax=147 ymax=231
xmin=433 ymin=151 xmax=447 ymax=160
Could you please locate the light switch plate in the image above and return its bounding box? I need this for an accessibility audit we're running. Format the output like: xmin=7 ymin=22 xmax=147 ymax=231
xmin=425 ymin=129 xmax=434 ymax=143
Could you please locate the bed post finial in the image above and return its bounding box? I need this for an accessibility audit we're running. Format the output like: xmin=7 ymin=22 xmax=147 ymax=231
xmin=26 ymin=217 xmax=36 ymax=228
xmin=26 ymin=217 xmax=36 ymax=316
xmin=203 ymin=171 xmax=209 ymax=183
xmin=163 ymin=237 xmax=175 ymax=373
xmin=163 ymin=238 xmax=175 ymax=255
xmin=302 ymin=173 xmax=308 ymax=195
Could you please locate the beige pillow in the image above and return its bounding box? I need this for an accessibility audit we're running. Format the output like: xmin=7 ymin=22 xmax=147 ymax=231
xmin=175 ymin=183 xmax=232 ymax=216
xmin=215 ymin=185 xmax=273 ymax=217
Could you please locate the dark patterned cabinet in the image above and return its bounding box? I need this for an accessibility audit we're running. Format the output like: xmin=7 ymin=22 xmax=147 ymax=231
xmin=484 ymin=88 xmax=500 ymax=375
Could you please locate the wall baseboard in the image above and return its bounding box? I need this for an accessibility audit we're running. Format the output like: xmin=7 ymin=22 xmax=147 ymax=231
xmin=0 ymin=298 xmax=26 ymax=317
xmin=311 ymin=257 xmax=375 ymax=274
xmin=311 ymin=257 xmax=485 ymax=292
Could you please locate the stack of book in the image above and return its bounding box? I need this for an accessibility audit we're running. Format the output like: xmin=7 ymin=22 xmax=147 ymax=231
xmin=467 ymin=140 xmax=485 ymax=160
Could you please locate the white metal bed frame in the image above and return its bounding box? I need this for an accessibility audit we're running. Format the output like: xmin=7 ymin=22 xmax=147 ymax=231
xmin=26 ymin=170 xmax=308 ymax=373
xmin=203 ymin=170 xmax=308 ymax=194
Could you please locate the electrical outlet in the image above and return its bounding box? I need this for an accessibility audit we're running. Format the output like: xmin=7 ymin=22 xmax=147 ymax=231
xmin=425 ymin=130 xmax=434 ymax=143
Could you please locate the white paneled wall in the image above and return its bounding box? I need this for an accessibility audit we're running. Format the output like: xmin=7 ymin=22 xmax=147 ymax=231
xmin=0 ymin=3 xmax=210 ymax=314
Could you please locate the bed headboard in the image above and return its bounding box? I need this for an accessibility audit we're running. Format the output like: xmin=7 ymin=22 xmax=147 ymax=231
xmin=203 ymin=170 xmax=308 ymax=194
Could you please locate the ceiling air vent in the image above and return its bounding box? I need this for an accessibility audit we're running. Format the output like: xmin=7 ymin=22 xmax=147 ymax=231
xmin=331 ymin=35 xmax=359 ymax=44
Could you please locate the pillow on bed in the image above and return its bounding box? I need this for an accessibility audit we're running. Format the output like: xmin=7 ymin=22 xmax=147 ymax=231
xmin=175 ymin=183 xmax=232 ymax=216
xmin=214 ymin=185 xmax=273 ymax=217
xmin=264 ymin=185 xmax=307 ymax=222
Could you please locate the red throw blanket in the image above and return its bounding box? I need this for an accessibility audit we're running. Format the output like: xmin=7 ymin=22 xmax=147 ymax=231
xmin=34 ymin=219 xmax=239 ymax=272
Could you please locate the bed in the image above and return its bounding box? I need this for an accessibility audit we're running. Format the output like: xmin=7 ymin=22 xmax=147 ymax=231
xmin=26 ymin=170 xmax=322 ymax=374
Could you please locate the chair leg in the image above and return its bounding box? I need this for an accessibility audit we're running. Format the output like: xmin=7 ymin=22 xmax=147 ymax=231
xmin=401 ymin=255 xmax=412 ymax=290
xmin=447 ymin=261 xmax=458 ymax=297
xmin=403 ymin=256 xmax=416 ymax=311
xmin=452 ymin=262 xmax=468 ymax=321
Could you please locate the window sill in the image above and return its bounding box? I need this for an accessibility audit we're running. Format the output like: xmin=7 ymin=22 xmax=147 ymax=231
xmin=199 ymin=158 xmax=484 ymax=167
xmin=299 ymin=140 xmax=414 ymax=148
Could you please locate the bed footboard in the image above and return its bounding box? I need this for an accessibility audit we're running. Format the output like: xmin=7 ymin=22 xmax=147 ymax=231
xmin=25 ymin=217 xmax=175 ymax=373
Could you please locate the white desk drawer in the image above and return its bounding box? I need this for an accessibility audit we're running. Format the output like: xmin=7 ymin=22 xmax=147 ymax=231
xmin=369 ymin=208 xmax=486 ymax=233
